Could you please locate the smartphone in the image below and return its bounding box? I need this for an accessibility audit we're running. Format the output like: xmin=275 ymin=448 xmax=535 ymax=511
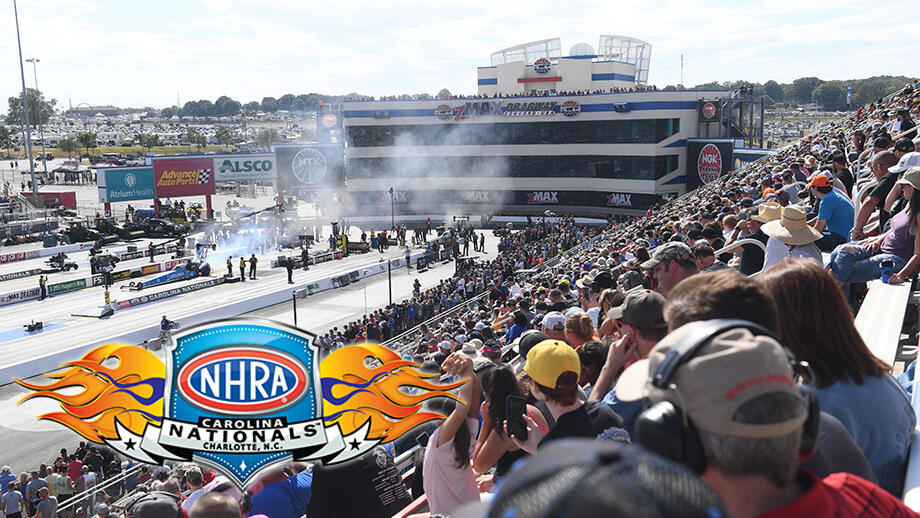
xmin=415 ymin=430 xmax=430 ymax=448
xmin=506 ymin=395 xmax=528 ymax=441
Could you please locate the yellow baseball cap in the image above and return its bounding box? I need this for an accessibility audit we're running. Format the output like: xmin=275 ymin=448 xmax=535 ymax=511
xmin=525 ymin=340 xmax=580 ymax=389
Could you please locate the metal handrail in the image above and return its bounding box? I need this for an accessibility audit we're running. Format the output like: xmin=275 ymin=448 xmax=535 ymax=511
xmin=57 ymin=463 xmax=144 ymax=513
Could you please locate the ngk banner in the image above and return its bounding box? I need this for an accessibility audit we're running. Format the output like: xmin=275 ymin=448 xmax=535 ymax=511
xmin=152 ymin=157 xmax=216 ymax=198
xmin=274 ymin=145 xmax=344 ymax=193
xmin=686 ymin=140 xmax=734 ymax=190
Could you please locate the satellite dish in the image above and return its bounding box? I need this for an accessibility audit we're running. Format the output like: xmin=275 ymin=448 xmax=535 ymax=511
xmin=569 ymin=43 xmax=595 ymax=56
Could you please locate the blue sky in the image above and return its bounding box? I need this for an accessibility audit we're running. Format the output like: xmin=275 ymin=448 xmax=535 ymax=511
xmin=1 ymin=0 xmax=917 ymax=109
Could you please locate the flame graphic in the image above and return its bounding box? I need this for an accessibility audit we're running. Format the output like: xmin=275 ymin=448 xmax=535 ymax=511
xmin=320 ymin=343 xmax=464 ymax=442
xmin=16 ymin=344 xmax=165 ymax=443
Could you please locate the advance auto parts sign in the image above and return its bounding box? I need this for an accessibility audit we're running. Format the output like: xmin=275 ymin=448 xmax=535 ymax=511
xmin=213 ymin=154 xmax=277 ymax=183
xmin=153 ymin=157 xmax=216 ymax=198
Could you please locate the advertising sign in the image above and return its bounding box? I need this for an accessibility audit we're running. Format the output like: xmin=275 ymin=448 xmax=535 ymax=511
xmin=698 ymin=100 xmax=721 ymax=122
xmin=153 ymin=157 xmax=215 ymax=198
xmin=275 ymin=145 xmax=344 ymax=193
xmin=0 ymin=250 xmax=40 ymax=264
xmin=0 ymin=269 xmax=42 ymax=282
xmin=47 ymin=278 xmax=87 ymax=296
xmin=99 ymin=167 xmax=156 ymax=203
xmin=687 ymin=140 xmax=734 ymax=190
xmin=19 ymin=192 xmax=77 ymax=209
xmin=212 ymin=154 xmax=277 ymax=183
xmin=0 ymin=287 xmax=40 ymax=307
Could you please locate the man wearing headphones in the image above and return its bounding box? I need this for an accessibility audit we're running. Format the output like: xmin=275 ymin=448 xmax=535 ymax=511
xmin=615 ymin=321 xmax=914 ymax=518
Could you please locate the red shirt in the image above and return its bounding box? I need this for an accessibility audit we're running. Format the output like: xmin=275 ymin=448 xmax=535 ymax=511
xmin=68 ymin=460 xmax=83 ymax=482
xmin=757 ymin=470 xmax=919 ymax=518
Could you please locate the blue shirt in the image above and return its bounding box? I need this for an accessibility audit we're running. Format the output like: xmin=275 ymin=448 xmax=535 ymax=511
xmin=816 ymin=189 xmax=854 ymax=238
xmin=602 ymin=387 xmax=644 ymax=440
xmin=0 ymin=474 xmax=15 ymax=494
xmin=248 ymin=469 xmax=312 ymax=518
xmin=815 ymin=374 xmax=915 ymax=494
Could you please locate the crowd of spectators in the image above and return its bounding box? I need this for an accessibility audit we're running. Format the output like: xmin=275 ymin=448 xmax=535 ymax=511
xmin=343 ymin=84 xmax=660 ymax=103
xmin=7 ymin=80 xmax=920 ymax=518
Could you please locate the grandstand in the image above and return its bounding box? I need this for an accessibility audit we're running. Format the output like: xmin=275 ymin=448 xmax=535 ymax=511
xmin=6 ymin=75 xmax=920 ymax=518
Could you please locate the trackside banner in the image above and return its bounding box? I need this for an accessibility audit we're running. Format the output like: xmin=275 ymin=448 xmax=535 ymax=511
xmin=152 ymin=157 xmax=216 ymax=198
xmin=686 ymin=140 xmax=734 ymax=190
xmin=212 ymin=154 xmax=277 ymax=183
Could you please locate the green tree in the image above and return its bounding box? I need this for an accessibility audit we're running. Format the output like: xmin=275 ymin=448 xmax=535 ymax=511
xmin=134 ymin=132 xmax=160 ymax=152
xmin=437 ymin=88 xmax=452 ymax=99
xmin=243 ymin=101 xmax=260 ymax=113
xmin=77 ymin=131 xmax=97 ymax=155
xmin=185 ymin=127 xmax=207 ymax=152
xmin=278 ymin=94 xmax=296 ymax=111
xmin=260 ymin=97 xmax=279 ymax=113
xmin=792 ymin=77 xmax=825 ymax=104
xmin=214 ymin=96 xmax=241 ymax=116
xmin=763 ymin=80 xmax=783 ymax=103
xmin=812 ymin=82 xmax=846 ymax=111
xmin=6 ymin=88 xmax=56 ymax=127
xmin=0 ymin=125 xmax=13 ymax=158
xmin=255 ymin=128 xmax=281 ymax=150
xmin=214 ymin=126 xmax=235 ymax=147
xmin=57 ymin=136 xmax=78 ymax=157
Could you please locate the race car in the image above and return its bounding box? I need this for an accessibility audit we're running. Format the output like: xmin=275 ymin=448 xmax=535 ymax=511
xmin=123 ymin=260 xmax=211 ymax=291
xmin=45 ymin=253 xmax=78 ymax=272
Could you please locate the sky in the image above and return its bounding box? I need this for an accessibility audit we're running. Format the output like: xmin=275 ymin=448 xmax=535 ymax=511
xmin=1 ymin=0 xmax=917 ymax=110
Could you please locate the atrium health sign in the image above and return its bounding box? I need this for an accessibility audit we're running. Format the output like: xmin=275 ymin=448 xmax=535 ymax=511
xmin=212 ymin=154 xmax=277 ymax=183
xmin=99 ymin=166 xmax=156 ymax=203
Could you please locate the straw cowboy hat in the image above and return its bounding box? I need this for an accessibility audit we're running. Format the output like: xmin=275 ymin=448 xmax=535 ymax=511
xmin=761 ymin=205 xmax=823 ymax=246
xmin=751 ymin=202 xmax=782 ymax=224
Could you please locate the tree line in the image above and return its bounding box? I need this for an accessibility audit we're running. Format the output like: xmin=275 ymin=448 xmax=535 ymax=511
xmin=663 ymin=75 xmax=915 ymax=111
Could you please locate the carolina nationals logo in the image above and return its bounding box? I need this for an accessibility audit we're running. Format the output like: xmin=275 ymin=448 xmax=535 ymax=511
xmin=17 ymin=318 xmax=463 ymax=488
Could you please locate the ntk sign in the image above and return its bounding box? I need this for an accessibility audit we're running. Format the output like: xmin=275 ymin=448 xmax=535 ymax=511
xmin=213 ymin=154 xmax=277 ymax=182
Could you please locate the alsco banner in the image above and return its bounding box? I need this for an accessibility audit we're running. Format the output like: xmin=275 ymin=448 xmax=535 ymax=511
xmin=212 ymin=154 xmax=277 ymax=183
xmin=153 ymin=157 xmax=215 ymax=198
xmin=99 ymin=166 xmax=156 ymax=203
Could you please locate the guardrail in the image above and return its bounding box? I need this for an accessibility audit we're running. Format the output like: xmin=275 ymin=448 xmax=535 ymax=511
xmin=57 ymin=463 xmax=144 ymax=517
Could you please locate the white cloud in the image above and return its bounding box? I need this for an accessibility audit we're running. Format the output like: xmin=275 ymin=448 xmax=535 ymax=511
xmin=0 ymin=0 xmax=916 ymax=109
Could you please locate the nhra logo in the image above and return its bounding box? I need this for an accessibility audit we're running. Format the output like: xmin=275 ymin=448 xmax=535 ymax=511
xmin=527 ymin=191 xmax=559 ymax=204
xmin=460 ymin=191 xmax=492 ymax=203
xmin=698 ymin=144 xmax=723 ymax=184
xmin=177 ymin=347 xmax=308 ymax=414
xmin=701 ymin=102 xmax=716 ymax=120
xmin=435 ymin=105 xmax=453 ymax=120
xmin=561 ymin=101 xmax=581 ymax=117
xmin=606 ymin=193 xmax=632 ymax=207
xmin=533 ymin=57 xmax=552 ymax=74
xmin=17 ymin=318 xmax=468 ymax=489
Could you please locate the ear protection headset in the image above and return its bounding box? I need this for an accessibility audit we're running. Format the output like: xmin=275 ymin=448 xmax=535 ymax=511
xmin=634 ymin=318 xmax=821 ymax=474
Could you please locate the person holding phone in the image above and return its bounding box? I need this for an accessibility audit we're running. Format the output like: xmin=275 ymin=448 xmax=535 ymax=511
xmin=507 ymin=340 xmax=628 ymax=454
xmin=471 ymin=367 xmax=549 ymax=489
xmin=422 ymin=352 xmax=482 ymax=515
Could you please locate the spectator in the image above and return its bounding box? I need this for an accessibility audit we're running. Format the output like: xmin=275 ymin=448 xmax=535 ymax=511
xmin=472 ymin=366 xmax=549 ymax=483
xmin=616 ymin=321 xmax=916 ymax=518
xmin=481 ymin=440 xmax=728 ymax=518
xmin=761 ymin=205 xmax=823 ymax=270
xmin=180 ymin=467 xmax=205 ymax=512
xmin=246 ymin=463 xmax=311 ymax=518
xmin=640 ymin=242 xmax=697 ymax=297
xmin=0 ymin=468 xmax=15 ymax=495
xmin=92 ymin=503 xmax=109 ymax=518
xmin=190 ymin=492 xmax=240 ymax=518
xmin=32 ymin=487 xmax=56 ymax=518
xmin=539 ymin=311 xmax=566 ymax=341
xmin=692 ymin=242 xmax=728 ymax=273
xmin=422 ymin=352 xmax=481 ymax=515
xmin=562 ymin=311 xmax=594 ymax=349
xmin=1 ymin=482 xmax=24 ymax=518
xmin=25 ymin=472 xmax=47 ymax=516
xmin=759 ymin=259 xmax=915 ymax=494
xmin=830 ymin=166 xmax=920 ymax=297
xmin=511 ymin=340 xmax=626 ymax=453
xmin=576 ymin=340 xmax=608 ymax=397
xmin=851 ymin=151 xmax=904 ymax=239
xmin=806 ymin=174 xmax=854 ymax=251
xmin=307 ymin=446 xmax=412 ymax=518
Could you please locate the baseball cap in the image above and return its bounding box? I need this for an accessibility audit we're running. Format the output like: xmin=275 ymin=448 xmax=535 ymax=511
xmin=606 ymin=289 xmax=666 ymax=329
xmin=889 ymin=152 xmax=920 ymax=174
xmin=516 ymin=329 xmax=549 ymax=360
xmin=541 ymin=311 xmax=565 ymax=331
xmin=804 ymin=174 xmax=830 ymax=188
xmin=481 ymin=343 xmax=501 ymax=360
xmin=895 ymin=138 xmax=916 ymax=153
xmin=524 ymin=340 xmax=580 ymax=389
xmin=128 ymin=491 xmax=182 ymax=518
xmin=476 ymin=439 xmax=728 ymax=518
xmin=438 ymin=340 xmax=451 ymax=351
xmin=616 ymin=323 xmax=807 ymax=438
xmin=640 ymin=242 xmax=694 ymax=270
xmin=617 ymin=270 xmax=642 ymax=290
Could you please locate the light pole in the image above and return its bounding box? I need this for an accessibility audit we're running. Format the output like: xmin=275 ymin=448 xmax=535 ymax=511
xmin=362 ymin=269 xmax=370 ymax=316
xmin=25 ymin=58 xmax=47 ymax=179
xmin=389 ymin=186 xmax=395 ymax=230
xmin=13 ymin=0 xmax=38 ymax=201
